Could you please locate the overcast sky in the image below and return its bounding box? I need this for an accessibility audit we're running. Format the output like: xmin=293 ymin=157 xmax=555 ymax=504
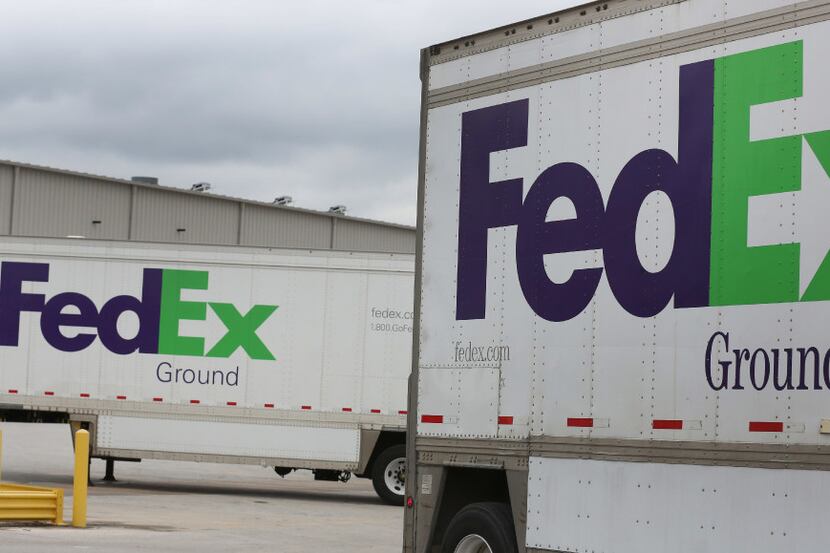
xmin=0 ymin=1 xmax=579 ymax=225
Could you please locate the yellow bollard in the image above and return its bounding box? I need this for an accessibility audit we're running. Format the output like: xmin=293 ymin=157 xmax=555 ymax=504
xmin=72 ymin=429 xmax=89 ymax=528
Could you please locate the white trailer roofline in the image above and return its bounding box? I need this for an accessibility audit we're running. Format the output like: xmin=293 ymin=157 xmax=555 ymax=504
xmin=425 ymin=0 xmax=685 ymax=66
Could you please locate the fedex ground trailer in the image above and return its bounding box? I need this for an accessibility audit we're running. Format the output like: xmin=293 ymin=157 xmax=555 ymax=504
xmin=0 ymin=234 xmax=413 ymax=504
xmin=406 ymin=0 xmax=830 ymax=551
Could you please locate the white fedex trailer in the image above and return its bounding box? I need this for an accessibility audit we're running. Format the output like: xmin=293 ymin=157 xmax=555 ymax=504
xmin=0 ymin=235 xmax=413 ymax=504
xmin=406 ymin=0 xmax=830 ymax=550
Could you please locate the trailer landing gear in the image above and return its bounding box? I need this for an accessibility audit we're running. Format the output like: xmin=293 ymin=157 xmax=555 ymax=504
xmin=96 ymin=457 xmax=140 ymax=482
xmin=102 ymin=459 xmax=117 ymax=482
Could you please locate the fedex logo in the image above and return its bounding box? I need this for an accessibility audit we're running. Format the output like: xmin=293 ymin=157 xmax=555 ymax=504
xmin=0 ymin=262 xmax=277 ymax=359
xmin=456 ymin=41 xmax=830 ymax=322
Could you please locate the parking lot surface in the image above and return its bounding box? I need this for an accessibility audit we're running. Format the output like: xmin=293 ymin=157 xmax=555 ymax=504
xmin=0 ymin=422 xmax=403 ymax=552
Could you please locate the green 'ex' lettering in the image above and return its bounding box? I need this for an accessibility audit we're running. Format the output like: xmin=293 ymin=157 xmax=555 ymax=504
xmin=710 ymin=41 xmax=803 ymax=306
xmin=801 ymin=131 xmax=830 ymax=301
xmin=207 ymin=303 xmax=277 ymax=360
xmin=158 ymin=269 xmax=209 ymax=356
xmin=157 ymin=269 xmax=277 ymax=359
xmin=711 ymin=40 xmax=830 ymax=305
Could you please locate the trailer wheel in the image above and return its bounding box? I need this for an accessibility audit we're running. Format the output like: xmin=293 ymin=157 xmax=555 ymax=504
xmin=371 ymin=444 xmax=406 ymax=505
xmin=442 ymin=502 xmax=517 ymax=553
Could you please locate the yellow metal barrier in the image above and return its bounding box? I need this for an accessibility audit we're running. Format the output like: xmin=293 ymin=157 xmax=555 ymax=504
xmin=72 ymin=429 xmax=89 ymax=528
xmin=0 ymin=426 xmax=90 ymax=526
xmin=0 ymin=482 xmax=65 ymax=525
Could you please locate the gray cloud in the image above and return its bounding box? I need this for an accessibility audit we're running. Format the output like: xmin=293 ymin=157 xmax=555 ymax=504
xmin=0 ymin=0 xmax=577 ymax=224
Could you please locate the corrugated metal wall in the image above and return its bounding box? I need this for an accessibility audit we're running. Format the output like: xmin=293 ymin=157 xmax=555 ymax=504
xmin=334 ymin=218 xmax=416 ymax=253
xmin=132 ymin=186 xmax=240 ymax=245
xmin=0 ymin=162 xmax=415 ymax=253
xmin=0 ymin=166 xmax=12 ymax=234
xmin=242 ymin=204 xmax=332 ymax=250
xmin=13 ymin=167 xmax=131 ymax=239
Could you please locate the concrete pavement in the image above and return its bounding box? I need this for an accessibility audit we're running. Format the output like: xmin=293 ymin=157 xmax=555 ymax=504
xmin=0 ymin=422 xmax=403 ymax=552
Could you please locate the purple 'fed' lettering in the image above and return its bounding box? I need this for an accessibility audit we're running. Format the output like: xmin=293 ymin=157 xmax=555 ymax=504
xmin=455 ymin=59 xmax=715 ymax=322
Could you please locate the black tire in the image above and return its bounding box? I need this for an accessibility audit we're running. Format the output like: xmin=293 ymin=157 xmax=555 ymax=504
xmin=441 ymin=502 xmax=518 ymax=553
xmin=371 ymin=444 xmax=406 ymax=506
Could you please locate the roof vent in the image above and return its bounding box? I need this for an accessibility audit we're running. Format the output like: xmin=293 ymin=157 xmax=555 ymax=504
xmin=131 ymin=176 xmax=158 ymax=185
xmin=191 ymin=182 xmax=211 ymax=192
xmin=328 ymin=205 xmax=347 ymax=215
xmin=273 ymin=195 xmax=293 ymax=206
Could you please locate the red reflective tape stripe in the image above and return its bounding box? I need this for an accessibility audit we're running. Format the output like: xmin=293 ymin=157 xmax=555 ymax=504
xmin=301 ymin=405 xmax=312 ymax=410
xmin=116 ymin=395 xmax=127 ymax=400
xmin=421 ymin=414 xmax=444 ymax=424
xmin=44 ymin=391 xmax=55 ymax=396
xmin=264 ymin=403 xmax=274 ymax=408
xmin=153 ymin=397 xmax=163 ymax=402
xmin=80 ymin=393 xmax=90 ymax=398
xmin=749 ymin=421 xmax=784 ymax=432
xmin=8 ymin=389 xmax=18 ymax=394
xmin=653 ymin=419 xmax=683 ymax=430
xmin=342 ymin=407 xmax=353 ymax=412
xmin=370 ymin=409 xmax=381 ymax=414
xmin=399 ymin=410 xmax=408 ymax=415
xmin=498 ymin=416 xmax=514 ymax=425
xmin=226 ymin=401 xmax=237 ymax=406
xmin=190 ymin=399 xmax=200 ymax=404
xmin=567 ymin=417 xmax=594 ymax=428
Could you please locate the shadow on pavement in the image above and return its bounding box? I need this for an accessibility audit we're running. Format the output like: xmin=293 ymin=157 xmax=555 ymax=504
xmin=1 ymin=470 xmax=390 ymax=508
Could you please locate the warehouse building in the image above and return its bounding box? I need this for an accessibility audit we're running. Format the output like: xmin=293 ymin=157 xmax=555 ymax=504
xmin=0 ymin=160 xmax=415 ymax=253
